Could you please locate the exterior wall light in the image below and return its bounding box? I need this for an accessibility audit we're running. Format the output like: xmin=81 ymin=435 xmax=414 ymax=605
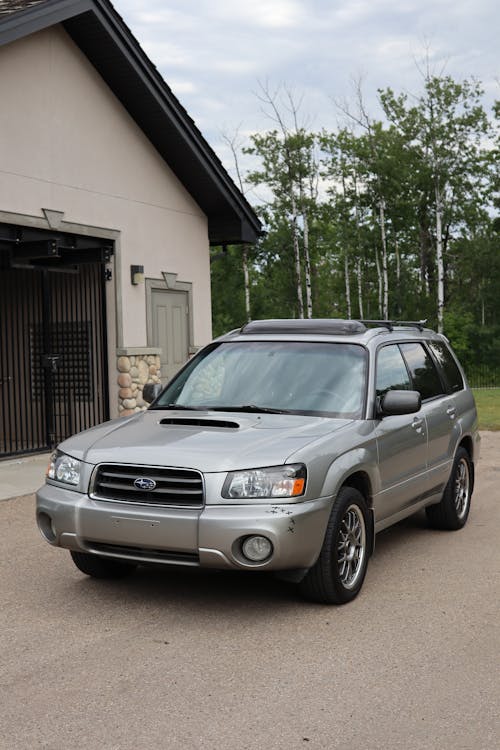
xmin=130 ymin=265 xmax=144 ymax=285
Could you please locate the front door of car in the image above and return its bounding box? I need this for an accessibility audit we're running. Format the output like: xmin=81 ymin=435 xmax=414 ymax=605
xmin=374 ymin=344 xmax=428 ymax=524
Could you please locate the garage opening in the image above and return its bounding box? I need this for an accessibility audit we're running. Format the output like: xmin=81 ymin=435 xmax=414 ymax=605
xmin=0 ymin=223 xmax=113 ymax=457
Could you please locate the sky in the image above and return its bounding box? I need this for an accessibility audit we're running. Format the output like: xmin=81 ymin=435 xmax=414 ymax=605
xmin=114 ymin=0 xmax=498 ymax=186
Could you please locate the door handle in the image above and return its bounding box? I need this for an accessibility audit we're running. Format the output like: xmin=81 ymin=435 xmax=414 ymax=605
xmin=446 ymin=406 xmax=457 ymax=419
xmin=411 ymin=417 xmax=424 ymax=433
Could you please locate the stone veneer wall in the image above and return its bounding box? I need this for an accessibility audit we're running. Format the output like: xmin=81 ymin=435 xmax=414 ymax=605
xmin=116 ymin=347 xmax=162 ymax=417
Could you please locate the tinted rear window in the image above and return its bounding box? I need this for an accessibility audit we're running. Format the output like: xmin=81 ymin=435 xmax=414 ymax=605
xmin=399 ymin=343 xmax=445 ymax=400
xmin=428 ymin=341 xmax=464 ymax=393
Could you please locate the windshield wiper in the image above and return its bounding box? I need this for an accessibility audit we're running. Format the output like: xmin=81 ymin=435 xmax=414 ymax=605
xmin=151 ymin=403 xmax=291 ymax=414
xmin=209 ymin=404 xmax=291 ymax=414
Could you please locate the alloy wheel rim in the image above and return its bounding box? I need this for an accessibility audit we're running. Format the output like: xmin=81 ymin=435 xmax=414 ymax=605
xmin=337 ymin=504 xmax=366 ymax=589
xmin=454 ymin=458 xmax=470 ymax=519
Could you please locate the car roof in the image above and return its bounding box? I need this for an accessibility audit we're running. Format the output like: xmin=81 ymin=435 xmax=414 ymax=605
xmin=217 ymin=319 xmax=444 ymax=347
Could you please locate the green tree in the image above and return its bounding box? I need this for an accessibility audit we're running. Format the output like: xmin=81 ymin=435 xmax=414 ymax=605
xmin=379 ymin=74 xmax=491 ymax=332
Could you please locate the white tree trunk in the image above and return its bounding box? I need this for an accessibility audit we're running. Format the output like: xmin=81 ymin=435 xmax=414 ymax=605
xmin=344 ymin=252 xmax=352 ymax=319
xmin=378 ymin=199 xmax=389 ymax=319
xmin=435 ymin=185 xmax=445 ymax=334
xmin=291 ymin=196 xmax=304 ymax=318
xmin=302 ymin=211 xmax=313 ymax=319
xmin=395 ymin=238 xmax=401 ymax=317
xmin=242 ymin=245 xmax=251 ymax=322
xmin=222 ymin=130 xmax=253 ymax=323
xmin=375 ymin=250 xmax=383 ymax=318
xmin=356 ymin=258 xmax=364 ymax=319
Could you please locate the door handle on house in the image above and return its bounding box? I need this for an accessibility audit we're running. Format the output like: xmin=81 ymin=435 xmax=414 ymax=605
xmin=42 ymin=355 xmax=61 ymax=374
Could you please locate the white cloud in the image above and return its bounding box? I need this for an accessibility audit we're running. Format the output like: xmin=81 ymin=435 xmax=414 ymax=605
xmin=168 ymin=79 xmax=198 ymax=95
xmin=209 ymin=0 xmax=307 ymax=28
xmin=141 ymin=40 xmax=191 ymax=68
xmin=114 ymin=0 xmax=499 ymax=176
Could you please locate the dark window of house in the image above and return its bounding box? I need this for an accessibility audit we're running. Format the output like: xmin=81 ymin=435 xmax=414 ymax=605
xmin=376 ymin=344 xmax=411 ymax=397
xmin=428 ymin=340 xmax=464 ymax=393
xmin=399 ymin=342 xmax=444 ymax=400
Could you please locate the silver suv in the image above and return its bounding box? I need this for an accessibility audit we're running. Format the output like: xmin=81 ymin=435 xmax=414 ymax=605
xmin=36 ymin=319 xmax=479 ymax=604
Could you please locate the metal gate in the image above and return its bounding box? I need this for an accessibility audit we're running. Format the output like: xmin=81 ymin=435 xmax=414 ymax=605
xmin=0 ymin=229 xmax=111 ymax=457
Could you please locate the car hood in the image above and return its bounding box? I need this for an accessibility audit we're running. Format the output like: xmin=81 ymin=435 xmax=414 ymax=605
xmin=59 ymin=410 xmax=354 ymax=472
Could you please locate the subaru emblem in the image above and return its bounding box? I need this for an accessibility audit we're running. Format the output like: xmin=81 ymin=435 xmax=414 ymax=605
xmin=134 ymin=477 xmax=156 ymax=491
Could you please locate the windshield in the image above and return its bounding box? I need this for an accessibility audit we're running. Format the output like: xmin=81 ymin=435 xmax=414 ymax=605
xmin=153 ymin=341 xmax=367 ymax=418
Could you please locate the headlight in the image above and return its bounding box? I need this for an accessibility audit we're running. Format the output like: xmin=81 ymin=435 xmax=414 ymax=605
xmin=222 ymin=464 xmax=306 ymax=499
xmin=47 ymin=451 xmax=81 ymax=487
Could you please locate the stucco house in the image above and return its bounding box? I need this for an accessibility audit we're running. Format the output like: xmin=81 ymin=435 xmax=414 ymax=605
xmin=0 ymin=0 xmax=260 ymax=457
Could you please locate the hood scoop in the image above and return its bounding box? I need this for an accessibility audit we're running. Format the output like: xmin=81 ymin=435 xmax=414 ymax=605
xmin=159 ymin=417 xmax=240 ymax=429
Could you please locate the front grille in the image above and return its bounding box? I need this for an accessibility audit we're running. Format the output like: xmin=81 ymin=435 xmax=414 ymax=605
xmin=92 ymin=464 xmax=204 ymax=507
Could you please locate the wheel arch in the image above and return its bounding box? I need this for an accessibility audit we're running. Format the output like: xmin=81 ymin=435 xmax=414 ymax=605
xmin=459 ymin=434 xmax=473 ymax=460
xmin=341 ymin=471 xmax=375 ymax=557
xmin=341 ymin=470 xmax=373 ymax=508
xmin=457 ymin=436 xmax=475 ymax=493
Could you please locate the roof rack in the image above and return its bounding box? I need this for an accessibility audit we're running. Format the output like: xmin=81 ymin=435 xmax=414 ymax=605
xmin=361 ymin=320 xmax=428 ymax=332
xmin=239 ymin=319 xmax=367 ymax=335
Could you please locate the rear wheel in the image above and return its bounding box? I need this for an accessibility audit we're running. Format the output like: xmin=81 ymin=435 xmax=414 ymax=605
xmin=425 ymin=447 xmax=473 ymax=530
xmin=299 ymin=486 xmax=370 ymax=604
xmin=70 ymin=550 xmax=137 ymax=579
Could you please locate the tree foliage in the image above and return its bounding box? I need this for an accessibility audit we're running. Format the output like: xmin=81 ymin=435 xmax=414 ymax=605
xmin=211 ymin=75 xmax=499 ymax=372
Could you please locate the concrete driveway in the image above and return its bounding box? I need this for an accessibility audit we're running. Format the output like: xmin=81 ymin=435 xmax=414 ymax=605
xmin=1 ymin=433 xmax=499 ymax=750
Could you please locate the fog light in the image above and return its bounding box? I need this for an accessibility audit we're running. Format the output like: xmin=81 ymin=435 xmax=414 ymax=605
xmin=37 ymin=512 xmax=57 ymax=543
xmin=241 ymin=535 xmax=273 ymax=562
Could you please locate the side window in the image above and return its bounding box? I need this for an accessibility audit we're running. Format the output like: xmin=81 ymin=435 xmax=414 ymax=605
xmin=399 ymin=343 xmax=444 ymax=400
xmin=376 ymin=345 xmax=411 ymax=397
xmin=428 ymin=340 xmax=464 ymax=393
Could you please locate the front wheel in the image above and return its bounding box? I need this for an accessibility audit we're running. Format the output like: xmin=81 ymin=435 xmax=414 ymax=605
xmin=299 ymin=487 xmax=370 ymax=604
xmin=425 ymin=447 xmax=473 ymax=530
xmin=70 ymin=550 xmax=137 ymax=579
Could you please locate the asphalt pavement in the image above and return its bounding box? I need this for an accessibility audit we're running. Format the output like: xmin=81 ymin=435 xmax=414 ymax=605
xmin=1 ymin=434 xmax=499 ymax=750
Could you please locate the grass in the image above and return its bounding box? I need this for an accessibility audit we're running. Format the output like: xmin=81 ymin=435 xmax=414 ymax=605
xmin=472 ymin=388 xmax=500 ymax=431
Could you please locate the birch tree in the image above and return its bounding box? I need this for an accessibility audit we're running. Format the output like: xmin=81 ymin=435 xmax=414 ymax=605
xmin=245 ymin=85 xmax=320 ymax=318
xmin=221 ymin=129 xmax=252 ymax=322
xmin=380 ymin=75 xmax=490 ymax=332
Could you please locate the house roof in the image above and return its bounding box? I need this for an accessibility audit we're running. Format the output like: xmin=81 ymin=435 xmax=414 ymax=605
xmin=0 ymin=0 xmax=261 ymax=245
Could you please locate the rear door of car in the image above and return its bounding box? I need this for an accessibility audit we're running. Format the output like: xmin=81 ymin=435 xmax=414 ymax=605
xmin=399 ymin=341 xmax=460 ymax=499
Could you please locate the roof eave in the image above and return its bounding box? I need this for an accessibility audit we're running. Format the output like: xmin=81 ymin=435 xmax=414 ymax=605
xmin=0 ymin=0 xmax=261 ymax=244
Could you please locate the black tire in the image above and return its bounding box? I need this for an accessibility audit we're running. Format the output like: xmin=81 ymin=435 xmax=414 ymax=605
xmin=425 ymin=446 xmax=473 ymax=531
xmin=70 ymin=550 xmax=137 ymax=579
xmin=299 ymin=486 xmax=370 ymax=605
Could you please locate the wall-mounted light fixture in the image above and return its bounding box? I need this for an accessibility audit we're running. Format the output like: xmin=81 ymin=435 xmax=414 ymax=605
xmin=130 ymin=265 xmax=144 ymax=285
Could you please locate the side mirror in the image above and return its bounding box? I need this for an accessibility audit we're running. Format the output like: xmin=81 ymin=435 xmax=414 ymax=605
xmin=143 ymin=382 xmax=162 ymax=404
xmin=378 ymin=389 xmax=421 ymax=417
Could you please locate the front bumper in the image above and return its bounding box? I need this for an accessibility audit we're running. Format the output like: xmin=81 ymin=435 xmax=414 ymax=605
xmin=36 ymin=484 xmax=332 ymax=571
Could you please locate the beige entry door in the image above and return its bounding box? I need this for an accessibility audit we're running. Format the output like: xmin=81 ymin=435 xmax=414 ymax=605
xmin=151 ymin=289 xmax=189 ymax=383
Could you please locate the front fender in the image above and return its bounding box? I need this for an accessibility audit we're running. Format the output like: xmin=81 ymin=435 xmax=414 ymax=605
xmin=320 ymin=447 xmax=379 ymax=501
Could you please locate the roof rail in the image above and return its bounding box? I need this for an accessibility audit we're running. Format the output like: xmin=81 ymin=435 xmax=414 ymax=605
xmin=361 ymin=319 xmax=428 ymax=332
xmin=240 ymin=319 xmax=367 ymax=335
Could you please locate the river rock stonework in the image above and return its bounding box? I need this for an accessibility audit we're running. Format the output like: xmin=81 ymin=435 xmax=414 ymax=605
xmin=116 ymin=351 xmax=162 ymax=417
